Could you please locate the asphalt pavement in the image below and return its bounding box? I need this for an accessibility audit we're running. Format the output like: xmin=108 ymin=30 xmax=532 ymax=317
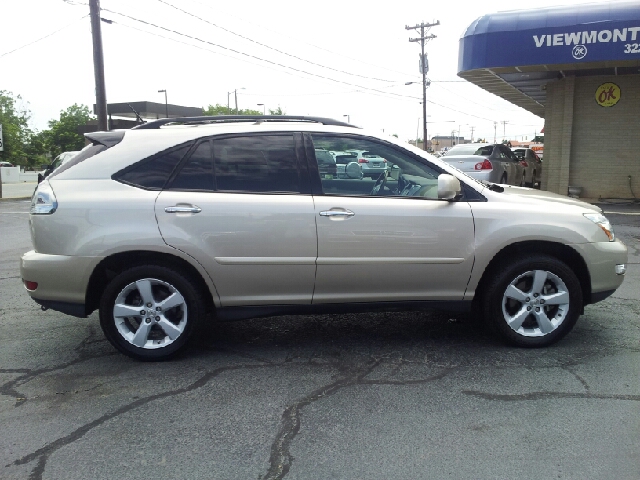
xmin=1 ymin=198 xmax=639 ymax=480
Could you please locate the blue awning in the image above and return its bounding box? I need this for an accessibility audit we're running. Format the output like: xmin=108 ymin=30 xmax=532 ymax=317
xmin=458 ymin=1 xmax=640 ymax=116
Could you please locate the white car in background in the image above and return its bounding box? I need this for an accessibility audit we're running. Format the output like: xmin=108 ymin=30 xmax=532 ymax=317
xmin=38 ymin=151 xmax=81 ymax=183
xmin=345 ymin=149 xmax=387 ymax=178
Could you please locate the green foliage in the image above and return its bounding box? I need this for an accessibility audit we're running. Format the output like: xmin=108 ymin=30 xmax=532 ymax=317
xmin=203 ymin=103 xmax=263 ymax=116
xmin=268 ymin=106 xmax=286 ymax=115
xmin=0 ymin=90 xmax=32 ymax=165
xmin=46 ymin=104 xmax=94 ymax=158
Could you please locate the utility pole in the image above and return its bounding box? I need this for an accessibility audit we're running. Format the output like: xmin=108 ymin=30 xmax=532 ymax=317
xmin=493 ymin=121 xmax=497 ymax=144
xmin=89 ymin=0 xmax=108 ymax=131
xmin=470 ymin=126 xmax=475 ymax=143
xmin=501 ymin=120 xmax=509 ymax=142
xmin=406 ymin=20 xmax=439 ymax=151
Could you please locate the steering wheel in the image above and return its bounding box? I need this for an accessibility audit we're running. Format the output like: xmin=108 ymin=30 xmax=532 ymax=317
xmin=369 ymin=171 xmax=389 ymax=196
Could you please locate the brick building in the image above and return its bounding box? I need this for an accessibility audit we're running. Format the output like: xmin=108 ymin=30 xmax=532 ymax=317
xmin=458 ymin=2 xmax=640 ymax=200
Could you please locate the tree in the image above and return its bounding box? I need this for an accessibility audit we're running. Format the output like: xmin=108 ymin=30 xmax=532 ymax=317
xmin=0 ymin=90 xmax=32 ymax=166
xmin=268 ymin=106 xmax=286 ymax=115
xmin=46 ymin=104 xmax=95 ymax=157
xmin=203 ymin=103 xmax=262 ymax=116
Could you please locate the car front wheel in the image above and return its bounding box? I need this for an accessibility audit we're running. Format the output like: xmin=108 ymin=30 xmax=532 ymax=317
xmin=99 ymin=265 xmax=204 ymax=360
xmin=482 ymin=255 xmax=583 ymax=347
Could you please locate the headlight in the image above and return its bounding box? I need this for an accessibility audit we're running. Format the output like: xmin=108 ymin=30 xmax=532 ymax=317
xmin=583 ymin=213 xmax=615 ymax=241
xmin=30 ymin=181 xmax=58 ymax=215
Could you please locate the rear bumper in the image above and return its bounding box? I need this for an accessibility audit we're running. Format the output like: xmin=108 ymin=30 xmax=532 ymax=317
xmin=33 ymin=298 xmax=87 ymax=318
xmin=20 ymin=250 xmax=103 ymax=313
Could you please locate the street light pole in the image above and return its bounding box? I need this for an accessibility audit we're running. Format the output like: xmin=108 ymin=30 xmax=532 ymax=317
xmin=343 ymin=114 xmax=350 ymax=123
xmin=158 ymin=89 xmax=168 ymax=118
xmin=257 ymin=103 xmax=265 ymax=115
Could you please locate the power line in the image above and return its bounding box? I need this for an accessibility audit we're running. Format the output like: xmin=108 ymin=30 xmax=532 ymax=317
xmin=106 ymin=17 xmax=423 ymax=104
xmin=155 ymin=0 xmax=400 ymax=84
xmin=100 ymin=7 xmax=425 ymax=102
xmin=0 ymin=15 xmax=88 ymax=58
xmin=107 ymin=14 xmax=501 ymax=120
xmin=180 ymin=0 xmax=424 ymax=82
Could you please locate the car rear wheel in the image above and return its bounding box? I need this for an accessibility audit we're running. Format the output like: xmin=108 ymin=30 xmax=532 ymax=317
xmin=482 ymin=255 xmax=583 ymax=347
xmin=99 ymin=265 xmax=204 ymax=361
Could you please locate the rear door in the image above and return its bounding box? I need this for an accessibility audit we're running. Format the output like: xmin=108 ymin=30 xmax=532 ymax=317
xmin=155 ymin=133 xmax=318 ymax=306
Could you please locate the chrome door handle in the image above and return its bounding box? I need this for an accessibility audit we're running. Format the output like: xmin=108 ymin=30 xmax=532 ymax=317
xmin=165 ymin=205 xmax=202 ymax=214
xmin=319 ymin=209 xmax=355 ymax=217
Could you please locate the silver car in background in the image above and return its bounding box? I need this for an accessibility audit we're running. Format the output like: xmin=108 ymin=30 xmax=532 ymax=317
xmin=442 ymin=143 xmax=525 ymax=186
xmin=512 ymin=147 xmax=543 ymax=188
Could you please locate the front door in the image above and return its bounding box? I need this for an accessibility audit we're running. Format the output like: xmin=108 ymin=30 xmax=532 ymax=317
xmin=307 ymin=134 xmax=475 ymax=304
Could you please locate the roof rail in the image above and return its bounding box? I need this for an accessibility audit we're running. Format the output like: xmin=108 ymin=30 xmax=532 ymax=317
xmin=131 ymin=115 xmax=355 ymax=130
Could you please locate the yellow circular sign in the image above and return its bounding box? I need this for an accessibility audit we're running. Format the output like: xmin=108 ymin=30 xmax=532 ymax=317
xmin=595 ymin=83 xmax=621 ymax=107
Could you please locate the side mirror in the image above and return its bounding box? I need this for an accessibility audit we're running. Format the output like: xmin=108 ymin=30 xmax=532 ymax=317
xmin=345 ymin=162 xmax=362 ymax=179
xmin=437 ymin=174 xmax=461 ymax=201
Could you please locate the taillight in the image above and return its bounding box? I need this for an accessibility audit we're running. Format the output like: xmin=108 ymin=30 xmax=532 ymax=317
xmin=24 ymin=280 xmax=38 ymax=291
xmin=358 ymin=158 xmax=369 ymax=164
xmin=382 ymin=158 xmax=387 ymax=163
xmin=520 ymin=160 xmax=528 ymax=167
xmin=474 ymin=159 xmax=492 ymax=170
xmin=31 ymin=180 xmax=58 ymax=215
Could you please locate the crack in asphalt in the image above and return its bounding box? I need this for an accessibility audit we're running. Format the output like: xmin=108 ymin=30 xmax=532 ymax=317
xmin=560 ymin=365 xmax=590 ymax=392
xmin=462 ymin=390 xmax=640 ymax=401
xmin=0 ymin=326 xmax=115 ymax=407
xmin=8 ymin=363 xmax=274 ymax=480
xmin=260 ymin=360 xmax=457 ymax=480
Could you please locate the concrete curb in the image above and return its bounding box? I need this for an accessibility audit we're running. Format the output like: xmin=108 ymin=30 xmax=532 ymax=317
xmin=0 ymin=197 xmax=31 ymax=202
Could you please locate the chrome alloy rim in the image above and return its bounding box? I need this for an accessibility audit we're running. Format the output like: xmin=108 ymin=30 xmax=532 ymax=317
xmin=501 ymin=270 xmax=570 ymax=337
xmin=113 ymin=278 xmax=188 ymax=349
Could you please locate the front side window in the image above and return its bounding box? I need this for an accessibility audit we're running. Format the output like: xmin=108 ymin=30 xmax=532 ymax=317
xmin=213 ymin=135 xmax=299 ymax=193
xmin=310 ymin=135 xmax=442 ymax=199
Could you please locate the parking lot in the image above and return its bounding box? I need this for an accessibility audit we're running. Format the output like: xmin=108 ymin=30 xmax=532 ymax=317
xmin=1 ymin=198 xmax=639 ymax=480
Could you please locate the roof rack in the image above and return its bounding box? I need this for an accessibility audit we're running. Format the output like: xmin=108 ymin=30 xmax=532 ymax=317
xmin=132 ymin=115 xmax=355 ymax=130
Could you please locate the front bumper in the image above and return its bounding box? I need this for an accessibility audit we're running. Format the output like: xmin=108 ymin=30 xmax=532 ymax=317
xmin=571 ymin=239 xmax=628 ymax=304
xmin=20 ymin=250 xmax=103 ymax=316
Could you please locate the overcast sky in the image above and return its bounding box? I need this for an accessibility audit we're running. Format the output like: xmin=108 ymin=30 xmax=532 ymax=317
xmin=1 ymin=0 xmax=599 ymax=143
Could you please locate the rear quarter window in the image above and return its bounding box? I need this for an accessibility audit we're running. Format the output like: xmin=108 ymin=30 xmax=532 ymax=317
xmin=114 ymin=144 xmax=192 ymax=190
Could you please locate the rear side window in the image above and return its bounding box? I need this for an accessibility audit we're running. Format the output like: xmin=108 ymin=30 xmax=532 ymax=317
xmin=115 ymin=144 xmax=191 ymax=190
xmin=169 ymin=141 xmax=213 ymax=191
xmin=213 ymin=135 xmax=299 ymax=193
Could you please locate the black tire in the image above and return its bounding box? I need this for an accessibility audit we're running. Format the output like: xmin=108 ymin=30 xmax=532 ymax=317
xmin=526 ymin=171 xmax=535 ymax=188
xmin=482 ymin=254 xmax=583 ymax=347
xmin=99 ymin=265 xmax=205 ymax=361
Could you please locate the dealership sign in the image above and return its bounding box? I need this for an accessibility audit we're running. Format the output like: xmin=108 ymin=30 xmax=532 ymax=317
xmin=459 ymin=3 xmax=640 ymax=72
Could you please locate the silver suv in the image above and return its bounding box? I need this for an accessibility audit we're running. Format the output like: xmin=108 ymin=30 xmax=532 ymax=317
xmin=21 ymin=116 xmax=627 ymax=360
